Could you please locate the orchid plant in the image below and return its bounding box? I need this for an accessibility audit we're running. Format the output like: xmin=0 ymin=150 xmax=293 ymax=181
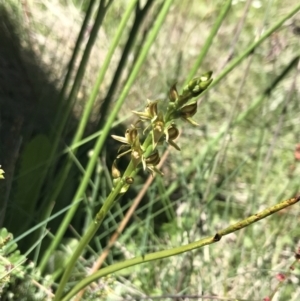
xmin=53 ymin=72 xmax=213 ymax=300
xmin=111 ymin=71 xmax=213 ymax=185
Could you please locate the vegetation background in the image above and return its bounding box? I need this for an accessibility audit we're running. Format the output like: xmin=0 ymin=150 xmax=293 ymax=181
xmin=0 ymin=0 xmax=299 ymax=300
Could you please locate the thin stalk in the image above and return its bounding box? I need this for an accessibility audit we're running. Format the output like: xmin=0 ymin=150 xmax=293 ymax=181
xmin=139 ymin=188 xmax=154 ymax=257
xmin=61 ymin=195 xmax=300 ymax=301
xmin=33 ymin=202 xmax=55 ymax=266
xmin=26 ymin=0 xmax=96 ymax=235
xmin=202 ymin=52 xmax=254 ymax=205
xmin=47 ymin=0 xmax=174 ymax=279
xmin=39 ymin=0 xmax=110 ymax=272
xmin=185 ymin=0 xmax=232 ymax=84
xmin=219 ymin=0 xmax=252 ymax=71
xmin=38 ymin=0 xmax=138 ymax=272
xmin=47 ymin=0 xmax=104 ymax=181
xmin=97 ymin=0 xmax=156 ymax=129
xmin=207 ymin=3 xmax=300 ymax=91
xmin=54 ymin=0 xmax=173 ymax=286
xmin=54 ymin=135 xmax=152 ymax=301
xmin=53 ymin=177 xmax=129 ymax=301
xmin=233 ymin=55 xmax=299 ymax=125
xmin=74 ymin=0 xmax=138 ymax=142
xmin=50 ymin=0 xmax=96 ymax=137
xmin=156 ymin=177 xmax=175 ymax=220
xmin=48 ymin=0 xmax=107 ymax=170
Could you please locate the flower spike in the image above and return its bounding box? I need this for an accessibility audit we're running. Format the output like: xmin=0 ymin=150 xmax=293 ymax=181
xmin=112 ymin=71 xmax=213 ymax=179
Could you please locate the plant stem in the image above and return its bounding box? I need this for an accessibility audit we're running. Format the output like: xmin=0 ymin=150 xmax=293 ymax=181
xmin=31 ymin=0 xmax=96 ymax=252
xmin=185 ymin=0 xmax=232 ymax=84
xmin=38 ymin=0 xmax=108 ymax=272
xmin=53 ymin=171 xmax=130 ymax=301
xmin=47 ymin=0 xmax=107 ymax=181
xmin=61 ymin=195 xmax=300 ymax=301
xmin=45 ymin=0 xmax=174 ymax=276
xmin=51 ymin=0 xmax=174 ymax=291
xmin=97 ymin=0 xmax=155 ymax=130
xmin=54 ymin=135 xmax=153 ymax=300
xmin=207 ymin=3 xmax=300 ymax=91
xmin=38 ymin=0 xmax=138 ymax=273
xmin=50 ymin=0 xmax=96 ymax=136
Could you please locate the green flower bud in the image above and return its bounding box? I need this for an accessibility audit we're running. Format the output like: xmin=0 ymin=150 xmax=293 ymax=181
xmin=182 ymin=71 xmax=213 ymax=97
xmin=184 ymin=78 xmax=198 ymax=93
xmin=197 ymin=78 xmax=213 ymax=92
xmin=200 ymin=71 xmax=213 ymax=82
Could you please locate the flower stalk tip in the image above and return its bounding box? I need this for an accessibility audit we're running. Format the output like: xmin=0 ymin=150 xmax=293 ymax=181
xmin=182 ymin=71 xmax=213 ymax=97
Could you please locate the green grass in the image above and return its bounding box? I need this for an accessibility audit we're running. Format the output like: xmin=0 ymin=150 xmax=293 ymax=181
xmin=1 ymin=0 xmax=300 ymax=300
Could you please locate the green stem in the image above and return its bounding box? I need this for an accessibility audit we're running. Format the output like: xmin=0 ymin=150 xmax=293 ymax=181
xmin=46 ymin=0 xmax=107 ymax=181
xmin=185 ymin=0 xmax=232 ymax=84
xmin=38 ymin=0 xmax=138 ymax=273
xmin=39 ymin=0 xmax=110 ymax=271
xmin=54 ymin=135 xmax=153 ymax=300
xmin=97 ymin=0 xmax=155 ymax=130
xmin=61 ymin=195 xmax=300 ymax=301
xmin=53 ymin=171 xmax=129 ymax=301
xmin=207 ymin=3 xmax=300 ymax=91
xmin=30 ymin=0 xmax=96 ymax=245
xmin=233 ymin=55 xmax=299 ymax=125
xmin=50 ymin=0 xmax=96 ymax=137
xmin=52 ymin=0 xmax=174 ymax=292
